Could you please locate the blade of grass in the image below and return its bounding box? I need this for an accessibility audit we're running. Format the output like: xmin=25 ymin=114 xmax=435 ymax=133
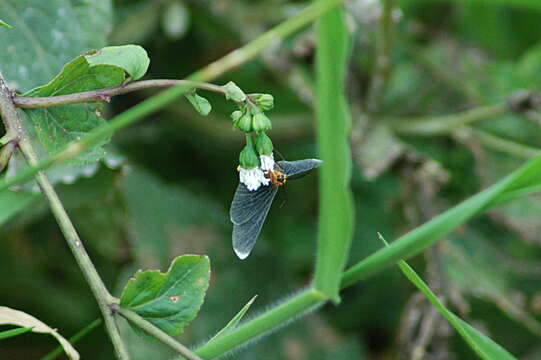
xmin=379 ymin=234 xmax=517 ymax=360
xmin=313 ymin=1 xmax=354 ymax=304
xmin=341 ymin=154 xmax=541 ymax=288
xmin=40 ymin=319 xmax=102 ymax=360
xmin=208 ymin=295 xmax=257 ymax=342
xmin=0 ymin=326 xmax=33 ymax=340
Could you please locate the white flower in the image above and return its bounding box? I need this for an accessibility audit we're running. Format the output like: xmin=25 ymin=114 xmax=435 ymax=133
xmin=259 ymin=153 xmax=275 ymax=171
xmin=239 ymin=167 xmax=270 ymax=191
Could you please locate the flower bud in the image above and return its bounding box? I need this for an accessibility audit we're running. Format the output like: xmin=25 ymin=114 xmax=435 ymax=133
xmin=255 ymin=132 xmax=273 ymax=156
xmin=253 ymin=94 xmax=274 ymax=111
xmin=223 ymin=81 xmax=246 ymax=102
xmin=231 ymin=110 xmax=243 ymax=125
xmin=236 ymin=112 xmax=253 ymax=132
xmin=252 ymin=112 xmax=272 ymax=132
xmin=239 ymin=143 xmax=260 ymax=169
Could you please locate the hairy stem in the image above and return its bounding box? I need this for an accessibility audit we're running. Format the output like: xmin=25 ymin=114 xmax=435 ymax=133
xmin=195 ymin=288 xmax=327 ymax=359
xmin=114 ymin=306 xmax=203 ymax=360
xmin=13 ymin=80 xmax=225 ymax=109
xmin=0 ymin=73 xmax=129 ymax=360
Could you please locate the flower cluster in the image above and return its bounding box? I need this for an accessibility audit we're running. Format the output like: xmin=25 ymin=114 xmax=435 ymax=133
xmin=223 ymin=82 xmax=276 ymax=191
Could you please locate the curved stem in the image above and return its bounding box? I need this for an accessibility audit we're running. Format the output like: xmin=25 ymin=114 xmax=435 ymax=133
xmin=114 ymin=306 xmax=203 ymax=360
xmin=13 ymin=79 xmax=225 ymax=109
xmin=0 ymin=73 xmax=129 ymax=360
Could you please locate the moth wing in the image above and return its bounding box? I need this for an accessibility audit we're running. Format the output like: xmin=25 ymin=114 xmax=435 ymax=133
xmin=277 ymin=159 xmax=323 ymax=179
xmin=230 ymin=183 xmax=276 ymax=225
xmin=232 ymin=186 xmax=279 ymax=259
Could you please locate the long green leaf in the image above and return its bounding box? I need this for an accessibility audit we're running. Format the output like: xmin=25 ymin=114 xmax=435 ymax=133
xmin=0 ymin=326 xmax=33 ymax=340
xmin=341 ymin=154 xmax=541 ymax=288
xmin=313 ymin=1 xmax=353 ymax=303
xmin=384 ymin=234 xmax=517 ymax=360
xmin=208 ymin=295 xmax=257 ymax=342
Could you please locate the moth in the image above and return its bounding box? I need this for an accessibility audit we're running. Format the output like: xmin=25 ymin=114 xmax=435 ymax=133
xmin=229 ymin=159 xmax=322 ymax=259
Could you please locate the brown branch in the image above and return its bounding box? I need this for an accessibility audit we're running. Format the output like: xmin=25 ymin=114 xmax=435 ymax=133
xmin=13 ymin=79 xmax=225 ymax=109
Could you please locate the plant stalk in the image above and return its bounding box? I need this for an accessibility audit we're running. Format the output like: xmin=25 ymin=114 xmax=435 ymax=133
xmin=0 ymin=73 xmax=129 ymax=360
xmin=13 ymin=80 xmax=225 ymax=109
xmin=115 ymin=306 xmax=203 ymax=360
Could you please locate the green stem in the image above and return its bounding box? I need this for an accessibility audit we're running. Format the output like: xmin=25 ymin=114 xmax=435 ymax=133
xmin=340 ymin=153 xmax=541 ymax=288
xmin=387 ymin=104 xmax=507 ymax=136
xmin=13 ymin=80 xmax=225 ymax=109
xmin=40 ymin=319 xmax=102 ymax=360
xmin=0 ymin=0 xmax=345 ymax=192
xmin=0 ymin=73 xmax=129 ymax=360
xmin=115 ymin=306 xmax=203 ymax=360
xmin=455 ymin=126 xmax=541 ymax=159
xmin=195 ymin=288 xmax=327 ymax=359
xmin=365 ymin=0 xmax=395 ymax=114
xmin=313 ymin=0 xmax=353 ymax=303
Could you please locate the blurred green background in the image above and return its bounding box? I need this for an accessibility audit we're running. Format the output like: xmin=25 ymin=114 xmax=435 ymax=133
xmin=2 ymin=0 xmax=541 ymax=359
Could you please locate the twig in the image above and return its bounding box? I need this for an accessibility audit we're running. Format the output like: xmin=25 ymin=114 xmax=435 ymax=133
xmin=114 ymin=306 xmax=204 ymax=360
xmin=365 ymin=0 xmax=395 ymax=114
xmin=13 ymin=79 xmax=225 ymax=109
xmin=387 ymin=104 xmax=507 ymax=136
xmin=0 ymin=73 xmax=129 ymax=360
xmin=455 ymin=126 xmax=541 ymax=159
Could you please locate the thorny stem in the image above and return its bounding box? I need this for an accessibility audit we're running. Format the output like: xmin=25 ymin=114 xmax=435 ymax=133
xmin=114 ymin=306 xmax=204 ymax=360
xmin=0 ymin=73 xmax=129 ymax=360
xmin=13 ymin=79 xmax=225 ymax=109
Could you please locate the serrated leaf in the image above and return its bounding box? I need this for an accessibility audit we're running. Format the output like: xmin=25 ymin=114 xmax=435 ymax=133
xmin=119 ymin=255 xmax=210 ymax=337
xmin=0 ymin=19 xmax=11 ymax=29
xmin=185 ymin=92 xmax=212 ymax=116
xmin=20 ymin=45 xmax=148 ymax=164
xmin=209 ymin=295 xmax=257 ymax=342
xmin=0 ymin=0 xmax=112 ymax=92
xmin=380 ymin=234 xmax=518 ymax=360
xmin=0 ymin=306 xmax=79 ymax=359
xmin=0 ymin=326 xmax=33 ymax=340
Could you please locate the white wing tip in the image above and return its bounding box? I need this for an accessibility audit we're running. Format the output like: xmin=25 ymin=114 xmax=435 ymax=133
xmin=234 ymin=248 xmax=251 ymax=260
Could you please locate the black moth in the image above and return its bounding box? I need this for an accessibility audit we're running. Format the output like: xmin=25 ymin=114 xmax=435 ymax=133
xmin=229 ymin=159 xmax=322 ymax=259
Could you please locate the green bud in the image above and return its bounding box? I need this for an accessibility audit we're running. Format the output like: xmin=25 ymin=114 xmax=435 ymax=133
xmin=185 ymin=92 xmax=212 ymax=116
xmin=239 ymin=143 xmax=260 ymax=169
xmin=223 ymin=81 xmax=246 ymax=102
xmin=252 ymin=112 xmax=272 ymax=132
xmin=253 ymin=94 xmax=274 ymax=111
xmin=255 ymin=132 xmax=273 ymax=156
xmin=236 ymin=112 xmax=253 ymax=132
xmin=231 ymin=110 xmax=243 ymax=125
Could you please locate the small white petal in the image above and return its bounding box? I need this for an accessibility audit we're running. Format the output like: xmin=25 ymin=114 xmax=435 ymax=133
xmin=239 ymin=167 xmax=268 ymax=191
xmin=259 ymin=154 xmax=275 ymax=171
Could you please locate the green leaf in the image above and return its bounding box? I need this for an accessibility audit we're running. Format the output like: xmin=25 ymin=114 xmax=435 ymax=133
xmin=0 ymin=326 xmax=33 ymax=340
xmin=0 ymin=0 xmax=112 ymax=92
xmin=21 ymin=45 xmax=148 ymax=164
xmin=185 ymin=92 xmax=212 ymax=116
xmin=209 ymin=295 xmax=257 ymax=342
xmin=119 ymin=255 xmax=210 ymax=337
xmin=380 ymin=235 xmax=518 ymax=360
xmin=0 ymin=19 xmax=11 ymax=29
xmin=85 ymin=45 xmax=149 ymax=80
